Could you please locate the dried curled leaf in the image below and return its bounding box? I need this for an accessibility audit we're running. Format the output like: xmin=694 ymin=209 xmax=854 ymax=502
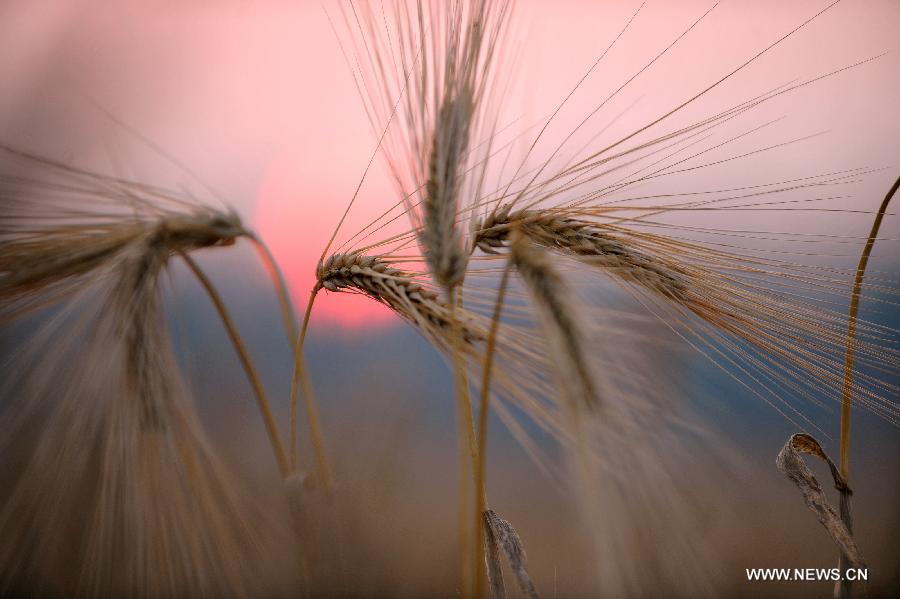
xmin=775 ymin=433 xmax=862 ymax=568
xmin=483 ymin=512 xmax=506 ymax=599
xmin=483 ymin=509 xmax=539 ymax=599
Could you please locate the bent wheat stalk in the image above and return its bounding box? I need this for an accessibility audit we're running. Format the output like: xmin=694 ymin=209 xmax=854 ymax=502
xmin=289 ymin=286 xmax=333 ymax=489
xmin=839 ymin=174 xmax=900 ymax=478
xmin=249 ymin=235 xmax=334 ymax=486
xmin=835 ymin=173 xmax=899 ymax=598
xmin=181 ymin=252 xmax=290 ymax=477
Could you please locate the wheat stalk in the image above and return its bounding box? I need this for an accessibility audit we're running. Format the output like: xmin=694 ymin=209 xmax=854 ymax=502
xmin=181 ymin=252 xmax=290 ymax=477
xmin=247 ymin=234 xmax=336 ymax=487
xmin=839 ymin=174 xmax=900 ymax=478
xmin=475 ymin=260 xmax=512 ymax=589
xmin=833 ymin=173 xmax=899 ymax=598
xmin=412 ymin=7 xmax=502 ymax=593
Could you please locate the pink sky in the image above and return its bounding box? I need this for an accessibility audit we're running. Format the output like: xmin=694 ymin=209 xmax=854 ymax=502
xmin=2 ymin=0 xmax=898 ymax=330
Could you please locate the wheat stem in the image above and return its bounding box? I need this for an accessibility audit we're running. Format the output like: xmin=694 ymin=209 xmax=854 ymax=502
xmin=839 ymin=174 xmax=900 ymax=481
xmin=837 ymin=174 xmax=898 ymax=597
xmin=449 ymin=287 xmax=480 ymax=598
xmin=249 ymin=235 xmax=330 ymax=482
xmin=180 ymin=251 xmax=290 ymax=477
xmin=475 ymin=261 xmax=512 ymax=599
xmin=253 ymin=237 xmax=332 ymax=489
xmin=250 ymin=235 xmax=299 ymax=341
xmin=289 ymin=285 xmax=333 ymax=491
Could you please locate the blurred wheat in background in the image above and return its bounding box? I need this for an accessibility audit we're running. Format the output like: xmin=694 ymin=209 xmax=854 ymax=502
xmin=1 ymin=1 xmax=898 ymax=598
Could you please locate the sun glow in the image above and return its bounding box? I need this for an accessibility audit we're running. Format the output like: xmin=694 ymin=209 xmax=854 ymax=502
xmin=254 ymin=151 xmax=401 ymax=331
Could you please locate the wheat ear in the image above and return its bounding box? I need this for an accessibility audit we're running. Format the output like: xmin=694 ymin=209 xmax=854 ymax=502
xmin=316 ymin=252 xmax=484 ymax=344
xmin=250 ymin=235 xmax=299 ymax=341
xmin=509 ymin=229 xmax=598 ymax=410
xmin=476 ymin=206 xmax=685 ymax=301
xmin=476 ymin=206 xmax=812 ymax=384
xmin=1 ymin=228 xmax=279 ymax=596
xmin=423 ymin=64 xmax=479 ymax=599
xmin=423 ymin=91 xmax=473 ymax=290
xmin=308 ymin=252 xmax=484 ymax=488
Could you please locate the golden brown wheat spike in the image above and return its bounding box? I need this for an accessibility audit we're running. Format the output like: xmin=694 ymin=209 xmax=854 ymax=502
xmin=0 ymin=148 xmax=302 ymax=596
xmin=339 ymin=1 xmax=512 ymax=292
xmin=317 ymin=252 xmax=484 ymax=345
xmin=423 ymin=87 xmax=473 ymax=290
xmin=475 ymin=206 xmax=686 ymax=300
xmin=472 ymin=205 xmax=900 ymax=429
xmin=508 ymin=229 xmax=598 ymax=410
xmin=0 ymin=237 xmax=290 ymax=598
